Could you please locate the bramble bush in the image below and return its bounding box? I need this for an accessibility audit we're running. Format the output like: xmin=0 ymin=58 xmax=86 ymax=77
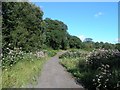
xmin=2 ymin=46 xmax=49 ymax=69
xmin=86 ymin=49 xmax=120 ymax=70
xmin=59 ymin=50 xmax=87 ymax=59
xmin=79 ymin=49 xmax=120 ymax=90
xmin=59 ymin=49 xmax=120 ymax=90
xmin=44 ymin=50 xmax=57 ymax=57
xmin=2 ymin=47 xmax=24 ymax=69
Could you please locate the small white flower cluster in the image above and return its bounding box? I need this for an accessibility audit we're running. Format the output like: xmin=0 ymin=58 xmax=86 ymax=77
xmin=59 ymin=50 xmax=87 ymax=59
xmin=2 ymin=47 xmax=24 ymax=68
xmin=93 ymin=64 xmax=111 ymax=89
xmin=34 ymin=51 xmax=47 ymax=58
xmin=85 ymin=49 xmax=120 ymax=89
xmin=86 ymin=49 xmax=120 ymax=69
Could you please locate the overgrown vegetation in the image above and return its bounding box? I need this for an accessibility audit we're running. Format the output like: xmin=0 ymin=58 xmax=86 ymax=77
xmin=2 ymin=54 xmax=48 ymax=88
xmin=1 ymin=2 xmax=82 ymax=71
xmin=59 ymin=49 xmax=120 ymax=90
xmin=1 ymin=2 xmax=120 ymax=88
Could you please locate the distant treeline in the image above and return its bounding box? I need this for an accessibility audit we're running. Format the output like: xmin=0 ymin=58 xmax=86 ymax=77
xmin=2 ymin=2 xmax=120 ymax=54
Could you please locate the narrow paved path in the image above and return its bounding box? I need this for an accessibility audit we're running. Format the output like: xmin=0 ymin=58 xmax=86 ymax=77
xmin=31 ymin=52 xmax=84 ymax=89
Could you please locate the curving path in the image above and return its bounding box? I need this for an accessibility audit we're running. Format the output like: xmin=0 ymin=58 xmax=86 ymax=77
xmin=29 ymin=51 xmax=84 ymax=89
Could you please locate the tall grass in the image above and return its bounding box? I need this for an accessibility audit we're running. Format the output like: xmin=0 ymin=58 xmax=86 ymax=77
xmin=59 ymin=49 xmax=120 ymax=90
xmin=59 ymin=50 xmax=88 ymax=82
xmin=2 ymin=54 xmax=48 ymax=88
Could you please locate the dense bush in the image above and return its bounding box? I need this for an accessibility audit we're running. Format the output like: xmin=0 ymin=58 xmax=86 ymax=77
xmin=59 ymin=50 xmax=87 ymax=59
xmin=86 ymin=49 xmax=120 ymax=70
xmin=2 ymin=47 xmax=24 ymax=69
xmin=44 ymin=18 xmax=68 ymax=50
xmin=43 ymin=49 xmax=58 ymax=57
xmin=115 ymin=43 xmax=120 ymax=51
xmin=80 ymin=49 xmax=120 ymax=90
xmin=2 ymin=46 xmax=50 ymax=70
xmin=59 ymin=51 xmax=81 ymax=59
xmin=67 ymin=35 xmax=82 ymax=49
xmin=2 ymin=2 xmax=44 ymax=53
xmin=2 ymin=52 xmax=48 ymax=88
xmin=60 ymin=49 xmax=120 ymax=90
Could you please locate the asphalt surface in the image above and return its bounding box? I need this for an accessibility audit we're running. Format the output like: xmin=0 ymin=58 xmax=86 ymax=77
xmin=29 ymin=51 xmax=84 ymax=89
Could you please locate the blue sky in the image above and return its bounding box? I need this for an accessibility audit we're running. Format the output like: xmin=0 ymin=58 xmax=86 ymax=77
xmin=32 ymin=2 xmax=118 ymax=43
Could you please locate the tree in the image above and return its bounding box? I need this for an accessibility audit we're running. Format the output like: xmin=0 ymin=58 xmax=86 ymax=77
xmin=2 ymin=2 xmax=44 ymax=53
xmin=84 ymin=38 xmax=93 ymax=42
xmin=101 ymin=42 xmax=115 ymax=50
xmin=67 ymin=35 xmax=82 ymax=49
xmin=44 ymin=18 xmax=68 ymax=50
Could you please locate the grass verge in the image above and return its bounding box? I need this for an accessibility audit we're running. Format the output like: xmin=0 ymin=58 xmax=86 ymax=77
xmin=60 ymin=57 xmax=85 ymax=80
xmin=59 ymin=49 xmax=89 ymax=88
xmin=2 ymin=54 xmax=49 ymax=88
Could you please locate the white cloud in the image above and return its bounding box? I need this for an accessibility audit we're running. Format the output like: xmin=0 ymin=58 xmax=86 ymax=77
xmin=39 ymin=6 xmax=44 ymax=10
xmin=94 ymin=12 xmax=104 ymax=17
xmin=115 ymin=38 xmax=120 ymax=43
xmin=78 ymin=35 xmax=86 ymax=42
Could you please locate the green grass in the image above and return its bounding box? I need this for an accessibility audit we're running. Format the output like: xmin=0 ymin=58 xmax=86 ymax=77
xmin=59 ymin=49 xmax=90 ymax=87
xmin=60 ymin=58 xmax=78 ymax=70
xmin=60 ymin=49 xmax=120 ymax=89
xmin=2 ymin=48 xmax=59 ymax=88
xmin=60 ymin=57 xmax=85 ymax=79
xmin=2 ymin=55 xmax=49 ymax=88
xmin=44 ymin=49 xmax=59 ymax=57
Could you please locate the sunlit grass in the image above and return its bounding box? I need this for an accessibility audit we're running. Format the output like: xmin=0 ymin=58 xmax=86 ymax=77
xmin=2 ymin=55 xmax=49 ymax=88
xmin=60 ymin=57 xmax=85 ymax=78
xmin=59 ymin=49 xmax=90 ymax=85
xmin=60 ymin=49 xmax=120 ymax=89
xmin=60 ymin=58 xmax=78 ymax=69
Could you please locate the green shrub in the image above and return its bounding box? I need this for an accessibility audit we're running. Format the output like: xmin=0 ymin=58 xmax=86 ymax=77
xmin=80 ymin=49 xmax=120 ymax=90
xmin=2 ymin=55 xmax=48 ymax=88
xmin=43 ymin=50 xmax=57 ymax=57
xmin=2 ymin=47 xmax=49 ymax=69
xmin=60 ymin=49 xmax=120 ymax=90
xmin=2 ymin=47 xmax=24 ymax=69
xmin=59 ymin=50 xmax=88 ymax=59
xmin=86 ymin=49 xmax=120 ymax=70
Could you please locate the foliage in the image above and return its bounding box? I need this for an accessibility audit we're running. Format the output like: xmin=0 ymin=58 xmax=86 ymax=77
xmin=59 ymin=49 xmax=87 ymax=59
xmin=82 ymin=42 xmax=95 ymax=51
xmin=94 ymin=42 xmax=115 ymax=50
xmin=2 ymin=46 xmax=48 ymax=69
xmin=115 ymin=43 xmax=120 ymax=51
xmin=60 ymin=49 xmax=120 ymax=90
xmin=2 ymin=2 xmax=120 ymax=89
xmin=60 ymin=58 xmax=80 ymax=77
xmin=85 ymin=49 xmax=120 ymax=89
xmin=84 ymin=38 xmax=93 ymax=42
xmin=44 ymin=18 xmax=68 ymax=50
xmin=43 ymin=49 xmax=58 ymax=57
xmin=86 ymin=49 xmax=120 ymax=70
xmin=67 ymin=34 xmax=82 ymax=49
xmin=2 ymin=47 xmax=24 ymax=69
xmin=2 ymin=55 xmax=48 ymax=88
xmin=46 ymin=30 xmax=66 ymax=49
xmin=44 ymin=18 xmax=82 ymax=50
xmin=2 ymin=2 xmax=44 ymax=53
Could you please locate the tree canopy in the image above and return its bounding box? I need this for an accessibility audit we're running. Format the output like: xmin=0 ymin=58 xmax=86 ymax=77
xmin=2 ymin=2 xmax=44 ymax=53
xmin=2 ymin=2 xmax=118 ymax=54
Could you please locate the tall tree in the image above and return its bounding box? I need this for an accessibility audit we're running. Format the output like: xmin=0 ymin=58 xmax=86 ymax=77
xmin=2 ymin=2 xmax=44 ymax=53
xmin=67 ymin=35 xmax=82 ymax=49
xmin=44 ymin=18 xmax=68 ymax=50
